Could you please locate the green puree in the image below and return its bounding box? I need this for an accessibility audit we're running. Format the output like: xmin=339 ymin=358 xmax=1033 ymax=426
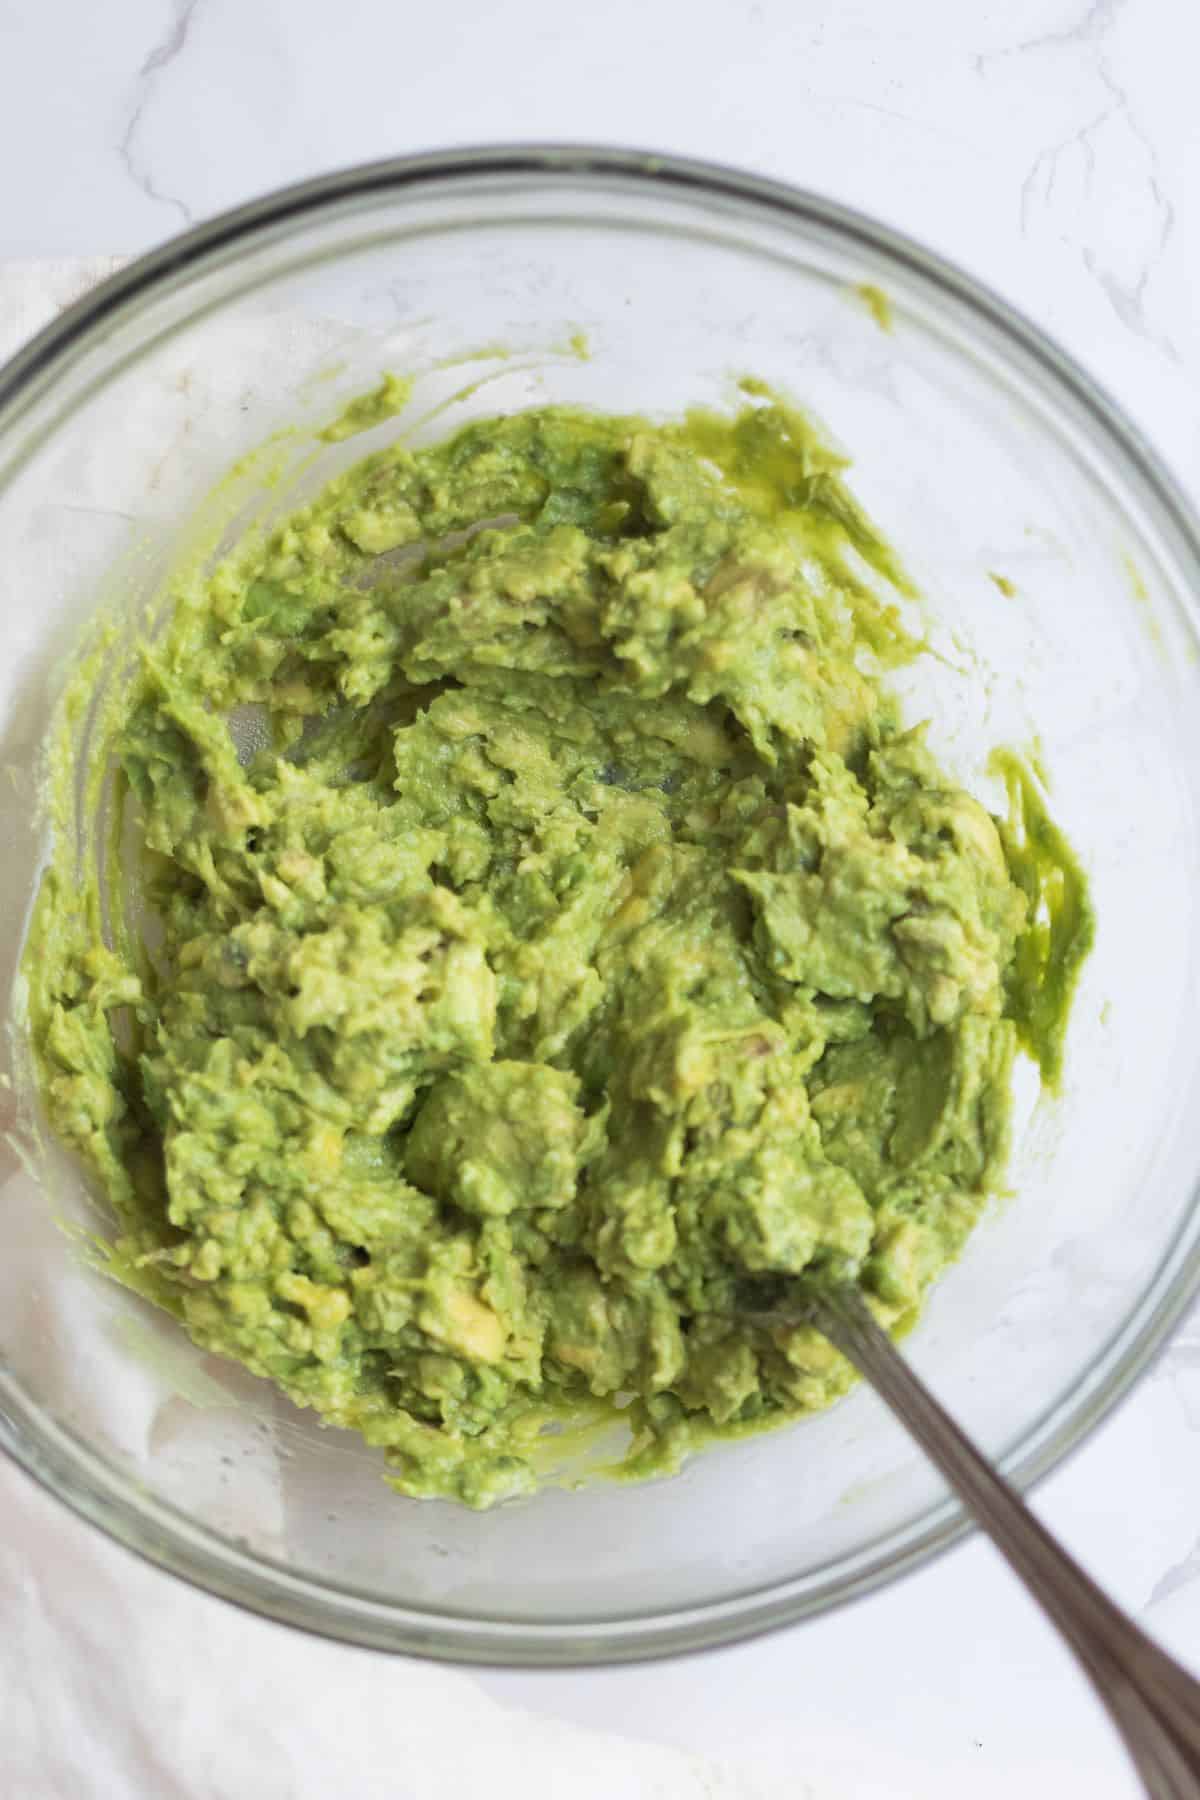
xmin=26 ymin=392 xmax=1093 ymax=1506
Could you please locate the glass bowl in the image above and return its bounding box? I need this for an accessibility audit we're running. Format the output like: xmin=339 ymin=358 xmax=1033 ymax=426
xmin=1 ymin=146 xmax=1199 ymax=1667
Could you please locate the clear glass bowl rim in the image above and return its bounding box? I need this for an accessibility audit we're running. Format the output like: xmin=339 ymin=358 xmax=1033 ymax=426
xmin=2 ymin=142 xmax=1199 ymax=1667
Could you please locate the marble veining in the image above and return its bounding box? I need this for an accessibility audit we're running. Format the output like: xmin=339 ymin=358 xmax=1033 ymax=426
xmin=979 ymin=0 xmax=1179 ymax=358
xmin=117 ymin=0 xmax=201 ymax=229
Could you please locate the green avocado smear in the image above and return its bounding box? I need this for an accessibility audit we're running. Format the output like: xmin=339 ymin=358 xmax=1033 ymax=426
xmin=26 ymin=390 xmax=1092 ymax=1506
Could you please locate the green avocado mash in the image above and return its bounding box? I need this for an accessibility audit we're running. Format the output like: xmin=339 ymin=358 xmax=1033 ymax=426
xmin=25 ymin=390 xmax=1092 ymax=1506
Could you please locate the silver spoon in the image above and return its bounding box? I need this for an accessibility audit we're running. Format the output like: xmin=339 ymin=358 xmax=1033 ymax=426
xmin=741 ymin=1283 xmax=1200 ymax=1797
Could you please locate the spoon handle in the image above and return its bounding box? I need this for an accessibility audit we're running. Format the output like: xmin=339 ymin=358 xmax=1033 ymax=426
xmin=811 ymin=1286 xmax=1200 ymax=1799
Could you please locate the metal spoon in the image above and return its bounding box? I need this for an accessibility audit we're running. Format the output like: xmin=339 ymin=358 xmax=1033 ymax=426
xmin=742 ymin=1282 xmax=1200 ymax=1797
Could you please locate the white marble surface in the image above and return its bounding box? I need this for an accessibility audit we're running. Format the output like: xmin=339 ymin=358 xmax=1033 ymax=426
xmin=2 ymin=1 xmax=1199 ymax=1794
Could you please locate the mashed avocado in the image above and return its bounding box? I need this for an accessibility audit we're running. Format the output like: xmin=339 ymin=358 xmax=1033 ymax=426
xmin=25 ymin=392 xmax=1091 ymax=1506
